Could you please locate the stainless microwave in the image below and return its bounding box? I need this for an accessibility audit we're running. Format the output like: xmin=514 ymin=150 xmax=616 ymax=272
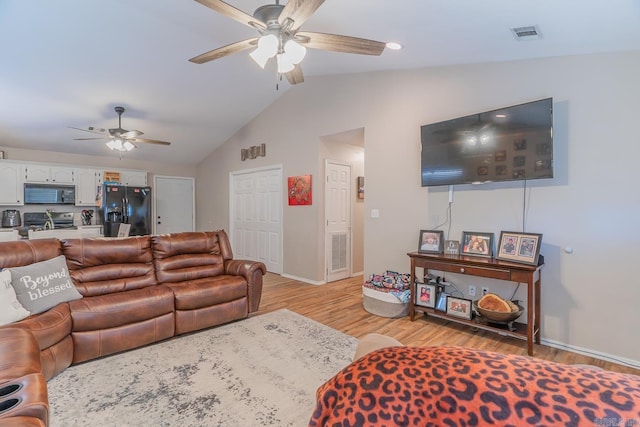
xmin=24 ymin=184 xmax=76 ymax=205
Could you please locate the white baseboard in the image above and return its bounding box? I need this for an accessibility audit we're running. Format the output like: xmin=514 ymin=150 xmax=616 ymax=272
xmin=541 ymin=338 xmax=640 ymax=370
xmin=351 ymin=271 xmax=364 ymax=277
xmin=280 ymin=273 xmax=325 ymax=286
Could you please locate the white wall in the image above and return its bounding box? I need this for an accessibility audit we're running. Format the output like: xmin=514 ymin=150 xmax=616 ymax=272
xmin=196 ymin=50 xmax=640 ymax=366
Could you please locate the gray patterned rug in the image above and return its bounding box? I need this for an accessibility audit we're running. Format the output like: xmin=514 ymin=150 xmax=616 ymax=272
xmin=48 ymin=309 xmax=358 ymax=427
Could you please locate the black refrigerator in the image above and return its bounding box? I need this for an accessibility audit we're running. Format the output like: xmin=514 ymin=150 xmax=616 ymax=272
xmin=99 ymin=184 xmax=152 ymax=237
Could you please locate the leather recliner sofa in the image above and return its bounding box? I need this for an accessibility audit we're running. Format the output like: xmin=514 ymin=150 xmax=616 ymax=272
xmin=0 ymin=230 xmax=266 ymax=426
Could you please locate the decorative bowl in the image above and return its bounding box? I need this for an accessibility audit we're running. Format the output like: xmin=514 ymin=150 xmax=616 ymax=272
xmin=473 ymin=300 xmax=524 ymax=323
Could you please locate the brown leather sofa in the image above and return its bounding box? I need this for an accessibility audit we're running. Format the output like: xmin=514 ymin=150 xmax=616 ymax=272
xmin=0 ymin=230 xmax=266 ymax=426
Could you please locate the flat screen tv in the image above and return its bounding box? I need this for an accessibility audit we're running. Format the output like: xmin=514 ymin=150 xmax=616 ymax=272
xmin=420 ymin=98 xmax=553 ymax=187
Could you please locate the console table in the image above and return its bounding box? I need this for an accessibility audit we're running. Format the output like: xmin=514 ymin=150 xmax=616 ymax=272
xmin=408 ymin=252 xmax=543 ymax=355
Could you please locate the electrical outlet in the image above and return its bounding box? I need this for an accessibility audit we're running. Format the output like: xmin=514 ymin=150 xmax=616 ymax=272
xmin=482 ymin=287 xmax=490 ymax=295
xmin=468 ymin=285 xmax=476 ymax=297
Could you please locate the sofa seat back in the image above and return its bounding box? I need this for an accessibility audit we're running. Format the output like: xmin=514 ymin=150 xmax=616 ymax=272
xmin=0 ymin=240 xmax=61 ymax=269
xmin=151 ymin=231 xmax=232 ymax=283
xmin=62 ymin=236 xmax=157 ymax=296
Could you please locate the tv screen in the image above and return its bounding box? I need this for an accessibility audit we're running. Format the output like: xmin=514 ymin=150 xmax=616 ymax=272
xmin=420 ymin=98 xmax=553 ymax=187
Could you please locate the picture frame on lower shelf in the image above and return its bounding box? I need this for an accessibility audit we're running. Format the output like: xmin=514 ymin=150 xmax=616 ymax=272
xmin=446 ymin=296 xmax=473 ymax=320
xmin=415 ymin=282 xmax=436 ymax=308
xmin=496 ymin=231 xmax=543 ymax=265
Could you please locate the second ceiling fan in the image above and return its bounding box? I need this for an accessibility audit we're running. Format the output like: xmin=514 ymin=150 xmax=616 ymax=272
xmin=189 ymin=0 xmax=387 ymax=85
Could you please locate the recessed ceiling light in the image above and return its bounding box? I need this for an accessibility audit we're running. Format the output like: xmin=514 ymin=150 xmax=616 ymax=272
xmin=495 ymin=114 xmax=506 ymax=118
xmin=386 ymin=42 xmax=402 ymax=50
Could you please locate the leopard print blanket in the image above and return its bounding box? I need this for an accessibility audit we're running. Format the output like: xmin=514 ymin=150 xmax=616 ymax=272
xmin=309 ymin=346 xmax=640 ymax=426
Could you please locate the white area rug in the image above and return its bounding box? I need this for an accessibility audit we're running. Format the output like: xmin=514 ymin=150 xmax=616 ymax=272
xmin=48 ymin=309 xmax=358 ymax=427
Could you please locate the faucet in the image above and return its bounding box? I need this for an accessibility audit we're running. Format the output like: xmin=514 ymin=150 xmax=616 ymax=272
xmin=44 ymin=210 xmax=55 ymax=230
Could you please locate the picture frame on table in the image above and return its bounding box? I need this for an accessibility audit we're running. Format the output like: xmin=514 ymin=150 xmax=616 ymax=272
xmin=444 ymin=240 xmax=460 ymax=255
xmin=418 ymin=230 xmax=444 ymax=254
xmin=415 ymin=282 xmax=436 ymax=308
xmin=496 ymin=231 xmax=543 ymax=265
xmin=460 ymin=231 xmax=494 ymax=257
xmin=446 ymin=296 xmax=473 ymax=320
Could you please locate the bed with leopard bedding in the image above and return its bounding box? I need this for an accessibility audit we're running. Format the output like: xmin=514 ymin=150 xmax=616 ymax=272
xmin=308 ymin=346 xmax=640 ymax=426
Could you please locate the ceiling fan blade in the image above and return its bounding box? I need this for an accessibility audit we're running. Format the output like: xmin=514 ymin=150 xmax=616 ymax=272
xmin=297 ymin=31 xmax=386 ymax=55
xmin=285 ymin=64 xmax=304 ymax=85
xmin=69 ymin=126 xmax=108 ymax=135
xmin=189 ymin=37 xmax=259 ymax=64
xmin=121 ymin=130 xmax=143 ymax=138
xmin=278 ymin=0 xmax=325 ymax=31
xmin=194 ymin=0 xmax=266 ymax=30
xmin=74 ymin=137 xmax=107 ymax=141
xmin=130 ymin=137 xmax=171 ymax=146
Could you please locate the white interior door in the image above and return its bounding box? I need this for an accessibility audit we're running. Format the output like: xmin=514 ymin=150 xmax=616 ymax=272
xmin=326 ymin=161 xmax=351 ymax=282
xmin=230 ymin=166 xmax=282 ymax=274
xmin=153 ymin=176 xmax=195 ymax=234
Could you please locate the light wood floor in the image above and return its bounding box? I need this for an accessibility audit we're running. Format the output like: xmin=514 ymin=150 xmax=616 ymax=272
xmin=257 ymin=273 xmax=640 ymax=376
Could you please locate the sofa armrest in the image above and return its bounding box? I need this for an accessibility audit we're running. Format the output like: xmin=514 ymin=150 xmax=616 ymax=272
xmin=224 ymin=260 xmax=267 ymax=313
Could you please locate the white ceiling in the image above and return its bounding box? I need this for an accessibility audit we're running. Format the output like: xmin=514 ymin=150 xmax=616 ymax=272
xmin=1 ymin=0 xmax=639 ymax=165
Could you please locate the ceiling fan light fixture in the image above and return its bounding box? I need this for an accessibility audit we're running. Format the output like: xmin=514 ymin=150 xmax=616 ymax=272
xmin=284 ymin=39 xmax=306 ymax=64
xmin=250 ymin=34 xmax=279 ymax=68
xmin=276 ymin=53 xmax=295 ymax=73
xmin=123 ymin=140 xmax=135 ymax=151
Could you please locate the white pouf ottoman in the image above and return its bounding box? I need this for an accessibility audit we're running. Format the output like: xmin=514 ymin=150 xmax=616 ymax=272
xmin=362 ymin=271 xmax=411 ymax=318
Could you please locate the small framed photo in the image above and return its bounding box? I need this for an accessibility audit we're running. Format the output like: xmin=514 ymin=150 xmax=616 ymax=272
xmin=444 ymin=240 xmax=460 ymax=255
xmin=418 ymin=230 xmax=444 ymax=254
xmin=460 ymin=231 xmax=493 ymax=257
xmin=494 ymin=150 xmax=506 ymax=162
xmin=496 ymin=231 xmax=543 ymax=265
xmin=415 ymin=282 xmax=436 ymax=308
xmin=514 ymin=138 xmax=527 ymax=151
xmin=446 ymin=296 xmax=473 ymax=320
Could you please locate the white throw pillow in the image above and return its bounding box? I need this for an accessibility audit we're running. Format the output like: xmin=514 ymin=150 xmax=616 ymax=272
xmin=0 ymin=269 xmax=31 ymax=325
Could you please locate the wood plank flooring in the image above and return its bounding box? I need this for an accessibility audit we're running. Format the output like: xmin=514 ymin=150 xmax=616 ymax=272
xmin=257 ymin=273 xmax=640 ymax=376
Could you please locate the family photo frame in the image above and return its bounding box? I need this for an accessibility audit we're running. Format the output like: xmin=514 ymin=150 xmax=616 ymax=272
xmin=496 ymin=231 xmax=543 ymax=265
xmin=418 ymin=230 xmax=444 ymax=254
xmin=446 ymin=296 xmax=473 ymax=320
xmin=460 ymin=231 xmax=494 ymax=257
xmin=415 ymin=282 xmax=436 ymax=308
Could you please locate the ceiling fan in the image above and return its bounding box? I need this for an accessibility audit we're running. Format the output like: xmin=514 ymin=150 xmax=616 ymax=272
xmin=189 ymin=0 xmax=387 ymax=85
xmin=71 ymin=106 xmax=171 ymax=152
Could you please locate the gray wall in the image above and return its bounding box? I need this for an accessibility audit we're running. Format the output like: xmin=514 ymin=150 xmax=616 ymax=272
xmin=196 ymin=50 xmax=640 ymax=366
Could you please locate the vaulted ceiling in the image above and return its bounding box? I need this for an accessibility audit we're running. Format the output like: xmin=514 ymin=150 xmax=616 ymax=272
xmin=1 ymin=1 xmax=639 ymax=164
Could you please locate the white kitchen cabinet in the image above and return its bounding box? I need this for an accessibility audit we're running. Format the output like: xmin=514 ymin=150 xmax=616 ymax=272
xmin=121 ymin=171 xmax=147 ymax=187
xmin=0 ymin=163 xmax=25 ymax=205
xmin=75 ymin=168 xmax=102 ymax=206
xmin=25 ymin=165 xmax=75 ymax=184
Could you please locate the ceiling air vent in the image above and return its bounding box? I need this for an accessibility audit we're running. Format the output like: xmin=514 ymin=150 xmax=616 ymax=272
xmin=510 ymin=25 xmax=542 ymax=41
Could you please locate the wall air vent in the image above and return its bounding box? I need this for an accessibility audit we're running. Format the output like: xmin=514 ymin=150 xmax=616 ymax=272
xmin=510 ymin=25 xmax=542 ymax=41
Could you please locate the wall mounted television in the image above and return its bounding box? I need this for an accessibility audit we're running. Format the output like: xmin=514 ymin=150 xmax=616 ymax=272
xmin=420 ymin=98 xmax=553 ymax=187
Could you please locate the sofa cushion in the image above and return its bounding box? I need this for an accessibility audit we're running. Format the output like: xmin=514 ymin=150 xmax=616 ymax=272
xmin=0 ymin=328 xmax=41 ymax=383
xmin=69 ymin=286 xmax=175 ymax=332
xmin=0 ymin=270 xmax=30 ymax=325
xmin=7 ymin=303 xmax=72 ymax=351
xmin=8 ymin=255 xmax=82 ymax=315
xmin=62 ymin=236 xmax=157 ymax=296
xmin=167 ymin=275 xmax=247 ymax=310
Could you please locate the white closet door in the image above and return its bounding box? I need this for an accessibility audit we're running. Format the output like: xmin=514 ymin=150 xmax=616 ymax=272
xmin=231 ymin=167 xmax=282 ymax=274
